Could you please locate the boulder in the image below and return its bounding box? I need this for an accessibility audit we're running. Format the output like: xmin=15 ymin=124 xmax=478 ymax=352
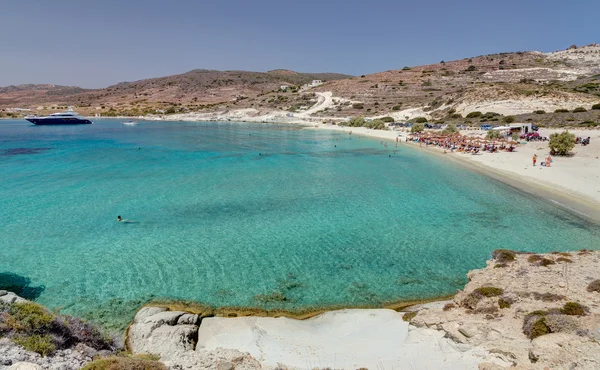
xmin=0 ymin=292 xmax=27 ymax=305
xmin=128 ymin=308 xmax=199 ymax=356
xmin=177 ymin=313 xmax=200 ymax=326
xmin=133 ymin=306 xmax=168 ymax=323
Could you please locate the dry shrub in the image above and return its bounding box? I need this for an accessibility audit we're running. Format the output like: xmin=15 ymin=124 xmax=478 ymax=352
xmin=527 ymin=254 xmax=542 ymax=263
xmin=556 ymin=257 xmax=573 ymax=263
xmin=587 ymin=280 xmax=600 ymax=293
xmin=532 ymin=292 xmax=565 ymax=302
xmin=402 ymin=312 xmax=417 ymax=322
xmin=494 ymin=263 xmax=508 ymax=269
xmin=492 ymin=249 xmax=516 ymax=263
xmin=474 ymin=305 xmax=499 ymax=315
xmin=527 ymin=255 xmax=555 ymax=266
xmin=443 ymin=303 xmax=456 ymax=311
xmin=544 ymin=315 xmax=579 ymax=334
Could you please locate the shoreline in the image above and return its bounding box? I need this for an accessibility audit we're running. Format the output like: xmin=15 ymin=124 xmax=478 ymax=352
xmin=305 ymin=123 xmax=600 ymax=224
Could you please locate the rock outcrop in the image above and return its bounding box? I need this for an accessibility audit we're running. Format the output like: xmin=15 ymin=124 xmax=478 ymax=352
xmin=128 ymin=307 xmax=261 ymax=369
xmin=411 ymin=250 xmax=600 ymax=369
xmin=0 ymin=292 xmax=117 ymax=370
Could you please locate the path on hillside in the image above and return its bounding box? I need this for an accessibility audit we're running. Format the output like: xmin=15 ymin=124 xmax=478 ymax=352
xmin=295 ymin=92 xmax=334 ymax=117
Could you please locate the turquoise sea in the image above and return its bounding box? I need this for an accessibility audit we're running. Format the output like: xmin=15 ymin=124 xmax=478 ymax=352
xmin=1 ymin=119 xmax=599 ymax=328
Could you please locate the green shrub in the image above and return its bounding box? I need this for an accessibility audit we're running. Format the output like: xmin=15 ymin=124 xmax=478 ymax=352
xmin=402 ymin=312 xmax=417 ymax=321
xmin=8 ymin=303 xmax=54 ymax=332
xmin=348 ymin=116 xmax=365 ymax=127
xmin=573 ymin=107 xmax=586 ymax=113
xmin=414 ymin=117 xmax=428 ymax=123
xmin=492 ymin=249 xmax=516 ymax=263
xmin=528 ymin=317 xmax=550 ymax=339
xmin=494 ymin=263 xmax=508 ymax=268
xmin=352 ymin=103 xmax=364 ymax=109
xmin=14 ymin=334 xmax=55 ymax=357
xmin=592 ymin=103 xmax=600 ymax=110
xmin=81 ymin=355 xmax=167 ymax=370
xmin=562 ymin=302 xmax=587 ymax=316
xmin=555 ymin=108 xmax=569 ymax=113
xmin=380 ymin=116 xmax=395 ymax=123
xmin=587 ymin=280 xmax=600 ymax=293
xmin=366 ymin=119 xmax=387 ymax=130
xmin=392 ymin=105 xmax=402 ymax=111
xmin=503 ymin=116 xmax=515 ymax=123
xmin=534 ymin=110 xmax=546 ymax=114
xmin=402 ymin=66 xmax=411 ymax=70
xmin=474 ymin=287 xmax=503 ymax=297
xmin=498 ymin=298 xmax=511 ymax=309
xmin=549 ymin=131 xmax=575 ymax=156
xmin=486 ymin=130 xmax=501 ymax=140
xmin=410 ymin=122 xmax=425 ymax=133
xmin=465 ymin=65 xmax=477 ymax=72
xmin=466 ymin=111 xmax=482 ymax=118
xmin=442 ymin=124 xmax=459 ymax=134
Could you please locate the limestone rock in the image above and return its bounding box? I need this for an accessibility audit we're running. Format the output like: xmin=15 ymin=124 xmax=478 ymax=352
xmin=134 ymin=307 xmax=168 ymax=323
xmin=177 ymin=313 xmax=199 ymax=326
xmin=0 ymin=292 xmax=27 ymax=305
xmin=7 ymin=363 xmax=43 ymax=370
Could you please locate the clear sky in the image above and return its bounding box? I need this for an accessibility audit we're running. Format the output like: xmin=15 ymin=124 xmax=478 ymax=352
xmin=1 ymin=0 xmax=598 ymax=88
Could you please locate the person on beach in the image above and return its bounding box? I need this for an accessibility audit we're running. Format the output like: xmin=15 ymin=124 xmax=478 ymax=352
xmin=532 ymin=154 xmax=537 ymax=166
xmin=546 ymin=155 xmax=552 ymax=167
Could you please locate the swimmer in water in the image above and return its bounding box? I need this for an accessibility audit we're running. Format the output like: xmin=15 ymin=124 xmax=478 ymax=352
xmin=117 ymin=216 xmax=122 ymax=222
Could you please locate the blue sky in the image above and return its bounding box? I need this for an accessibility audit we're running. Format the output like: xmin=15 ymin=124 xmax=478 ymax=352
xmin=1 ymin=0 xmax=598 ymax=88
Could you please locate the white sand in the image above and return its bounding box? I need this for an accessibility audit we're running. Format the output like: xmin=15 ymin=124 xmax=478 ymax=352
xmin=196 ymin=309 xmax=509 ymax=369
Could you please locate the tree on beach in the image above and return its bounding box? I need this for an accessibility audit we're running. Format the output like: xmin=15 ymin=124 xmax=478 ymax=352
xmin=411 ymin=122 xmax=425 ymax=133
xmin=486 ymin=130 xmax=501 ymax=140
xmin=442 ymin=124 xmax=459 ymax=134
xmin=549 ymin=131 xmax=575 ymax=156
xmin=366 ymin=119 xmax=387 ymax=130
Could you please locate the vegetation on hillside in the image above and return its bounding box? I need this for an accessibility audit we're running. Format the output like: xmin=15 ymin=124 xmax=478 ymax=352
xmin=0 ymin=301 xmax=116 ymax=357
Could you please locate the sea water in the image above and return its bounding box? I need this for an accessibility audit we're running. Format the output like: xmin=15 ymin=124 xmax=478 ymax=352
xmin=1 ymin=119 xmax=599 ymax=328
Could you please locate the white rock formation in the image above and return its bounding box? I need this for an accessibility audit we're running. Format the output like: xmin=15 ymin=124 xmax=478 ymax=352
xmin=129 ymin=307 xmax=510 ymax=369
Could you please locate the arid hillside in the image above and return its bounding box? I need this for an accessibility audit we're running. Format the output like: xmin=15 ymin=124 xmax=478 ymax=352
xmin=0 ymin=70 xmax=350 ymax=116
xmin=1 ymin=44 xmax=599 ymax=126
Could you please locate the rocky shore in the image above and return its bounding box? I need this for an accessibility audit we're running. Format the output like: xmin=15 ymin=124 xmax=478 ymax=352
xmin=3 ymin=249 xmax=600 ymax=369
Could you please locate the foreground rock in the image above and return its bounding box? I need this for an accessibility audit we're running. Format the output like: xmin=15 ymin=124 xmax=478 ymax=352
xmin=0 ymin=338 xmax=90 ymax=370
xmin=0 ymin=292 xmax=118 ymax=370
xmin=411 ymin=250 xmax=600 ymax=369
xmin=129 ymin=306 xmax=510 ymax=369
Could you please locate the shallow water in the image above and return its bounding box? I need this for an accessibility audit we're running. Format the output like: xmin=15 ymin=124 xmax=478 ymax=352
xmin=1 ymin=119 xmax=599 ymax=327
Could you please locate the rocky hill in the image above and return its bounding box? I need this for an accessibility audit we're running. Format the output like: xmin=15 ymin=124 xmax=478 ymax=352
xmin=1 ymin=44 xmax=599 ymax=126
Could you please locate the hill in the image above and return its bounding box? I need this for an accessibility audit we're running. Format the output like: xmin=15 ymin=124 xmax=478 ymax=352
xmin=1 ymin=44 xmax=599 ymax=127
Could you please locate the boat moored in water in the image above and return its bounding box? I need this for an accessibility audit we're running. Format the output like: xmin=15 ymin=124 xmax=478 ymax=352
xmin=26 ymin=109 xmax=93 ymax=125
xmin=123 ymin=121 xmax=138 ymax=126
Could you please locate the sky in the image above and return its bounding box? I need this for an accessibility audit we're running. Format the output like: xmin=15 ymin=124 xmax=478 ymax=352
xmin=1 ymin=0 xmax=598 ymax=88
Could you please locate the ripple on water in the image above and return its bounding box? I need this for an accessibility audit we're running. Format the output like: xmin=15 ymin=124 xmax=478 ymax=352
xmin=1 ymin=120 xmax=599 ymax=329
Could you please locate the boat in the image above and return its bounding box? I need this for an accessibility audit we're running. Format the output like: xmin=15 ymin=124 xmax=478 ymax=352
xmin=26 ymin=109 xmax=93 ymax=125
xmin=123 ymin=121 xmax=138 ymax=126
